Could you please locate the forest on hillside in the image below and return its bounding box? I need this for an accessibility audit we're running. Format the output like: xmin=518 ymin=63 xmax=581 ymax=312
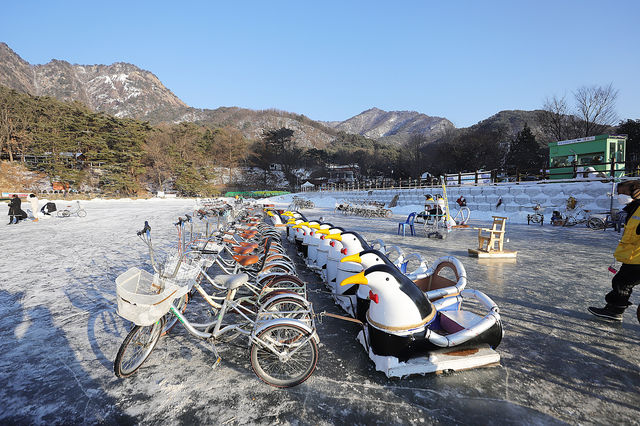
xmin=0 ymin=85 xmax=638 ymax=195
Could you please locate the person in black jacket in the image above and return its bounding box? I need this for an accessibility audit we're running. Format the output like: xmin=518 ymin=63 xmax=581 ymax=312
xmin=8 ymin=194 xmax=21 ymax=224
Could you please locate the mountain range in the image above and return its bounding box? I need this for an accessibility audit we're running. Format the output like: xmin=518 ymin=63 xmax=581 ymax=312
xmin=0 ymin=42 xmax=541 ymax=147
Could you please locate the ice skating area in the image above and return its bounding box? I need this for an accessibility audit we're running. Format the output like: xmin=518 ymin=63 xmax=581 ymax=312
xmin=1 ymin=196 xmax=639 ymax=424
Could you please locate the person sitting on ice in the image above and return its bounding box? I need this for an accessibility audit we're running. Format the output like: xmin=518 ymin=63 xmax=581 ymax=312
xmin=425 ymin=194 xmax=444 ymax=216
xmin=456 ymin=196 xmax=467 ymax=207
xmin=588 ymin=180 xmax=640 ymax=321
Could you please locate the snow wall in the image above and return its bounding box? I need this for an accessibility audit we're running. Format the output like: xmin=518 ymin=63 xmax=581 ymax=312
xmin=269 ymin=181 xmax=622 ymax=224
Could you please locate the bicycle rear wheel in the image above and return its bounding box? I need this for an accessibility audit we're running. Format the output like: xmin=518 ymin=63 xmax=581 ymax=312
xmin=259 ymin=275 xmax=305 ymax=303
xmin=114 ymin=317 xmax=165 ymax=378
xmin=250 ymin=323 xmax=318 ymax=388
xmin=261 ymin=296 xmax=310 ymax=320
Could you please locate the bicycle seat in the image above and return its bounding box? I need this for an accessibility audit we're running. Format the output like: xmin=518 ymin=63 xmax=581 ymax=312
xmin=213 ymin=273 xmax=249 ymax=290
xmin=232 ymin=245 xmax=255 ymax=255
xmin=238 ymin=242 xmax=259 ymax=249
xmin=233 ymin=254 xmax=260 ymax=266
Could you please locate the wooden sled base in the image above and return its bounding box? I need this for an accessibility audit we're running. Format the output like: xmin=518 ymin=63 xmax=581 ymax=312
xmin=357 ymin=331 xmax=500 ymax=378
xmin=468 ymin=248 xmax=517 ymax=258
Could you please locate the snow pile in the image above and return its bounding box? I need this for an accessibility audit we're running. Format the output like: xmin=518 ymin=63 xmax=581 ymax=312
xmin=264 ymin=181 xmax=621 ymax=224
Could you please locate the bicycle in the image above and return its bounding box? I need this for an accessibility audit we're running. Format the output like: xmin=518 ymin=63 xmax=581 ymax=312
xmin=587 ymin=211 xmax=627 ymax=232
xmin=527 ymin=203 xmax=544 ymax=225
xmin=562 ymin=205 xmax=591 ymax=227
xmin=114 ymin=221 xmax=319 ymax=388
xmin=451 ymin=206 xmax=471 ymax=225
xmin=57 ymin=200 xmax=87 ymax=218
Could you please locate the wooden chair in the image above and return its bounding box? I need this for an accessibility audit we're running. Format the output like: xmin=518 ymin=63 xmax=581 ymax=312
xmin=477 ymin=216 xmax=508 ymax=253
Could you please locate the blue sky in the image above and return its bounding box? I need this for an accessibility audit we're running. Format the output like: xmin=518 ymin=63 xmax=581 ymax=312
xmin=1 ymin=1 xmax=638 ymax=127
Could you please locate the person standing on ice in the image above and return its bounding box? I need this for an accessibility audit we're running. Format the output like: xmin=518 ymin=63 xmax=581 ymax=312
xmin=588 ymin=180 xmax=640 ymax=321
xmin=28 ymin=193 xmax=39 ymax=222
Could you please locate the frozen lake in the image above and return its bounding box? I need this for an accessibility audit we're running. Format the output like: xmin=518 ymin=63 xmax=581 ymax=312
xmin=1 ymin=199 xmax=638 ymax=424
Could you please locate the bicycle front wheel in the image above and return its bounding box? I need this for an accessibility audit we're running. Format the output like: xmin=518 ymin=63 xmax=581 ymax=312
xmin=587 ymin=217 xmax=606 ymax=230
xmin=162 ymin=294 xmax=188 ymax=336
xmin=77 ymin=209 xmax=87 ymax=217
xmin=114 ymin=318 xmax=165 ymax=378
xmin=250 ymin=323 xmax=318 ymax=388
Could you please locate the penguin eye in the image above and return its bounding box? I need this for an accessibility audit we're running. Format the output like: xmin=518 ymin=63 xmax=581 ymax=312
xmin=376 ymin=258 xmax=379 ymax=261
xmin=385 ymin=277 xmax=389 ymax=281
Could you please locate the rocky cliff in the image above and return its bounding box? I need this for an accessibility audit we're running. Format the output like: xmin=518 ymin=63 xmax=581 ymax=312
xmin=0 ymin=43 xmax=187 ymax=119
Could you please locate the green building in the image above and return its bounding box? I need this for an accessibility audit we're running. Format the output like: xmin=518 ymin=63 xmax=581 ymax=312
xmin=548 ymin=134 xmax=627 ymax=179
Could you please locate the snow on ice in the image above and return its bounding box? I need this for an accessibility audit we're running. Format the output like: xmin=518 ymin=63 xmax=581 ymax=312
xmin=0 ymin=183 xmax=638 ymax=424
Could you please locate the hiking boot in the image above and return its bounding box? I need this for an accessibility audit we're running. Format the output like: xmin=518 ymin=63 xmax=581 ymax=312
xmin=588 ymin=306 xmax=623 ymax=321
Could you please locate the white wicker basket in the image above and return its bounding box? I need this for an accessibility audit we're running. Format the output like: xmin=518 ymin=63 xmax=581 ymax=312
xmin=115 ymin=267 xmax=188 ymax=326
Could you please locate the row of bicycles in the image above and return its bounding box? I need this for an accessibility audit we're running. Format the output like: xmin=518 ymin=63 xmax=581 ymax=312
xmin=334 ymin=200 xmax=393 ymax=218
xmin=113 ymin=203 xmax=319 ymax=388
xmin=287 ymin=196 xmax=315 ymax=211
xmin=527 ymin=202 xmax=626 ymax=231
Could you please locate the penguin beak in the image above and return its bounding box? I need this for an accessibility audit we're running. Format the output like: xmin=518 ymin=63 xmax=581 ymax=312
xmin=340 ymin=271 xmax=367 ymax=286
xmin=267 ymin=211 xmax=274 ymax=216
xmin=293 ymin=225 xmax=301 ymax=229
xmin=325 ymin=234 xmax=342 ymax=241
xmin=341 ymin=253 xmax=361 ymax=263
xmin=315 ymin=229 xmax=329 ymax=235
xmin=309 ymin=224 xmax=320 ymax=229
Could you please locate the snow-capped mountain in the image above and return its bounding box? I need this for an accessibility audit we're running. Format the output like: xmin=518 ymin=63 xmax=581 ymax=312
xmin=325 ymin=107 xmax=455 ymax=144
xmin=0 ymin=43 xmax=186 ymax=119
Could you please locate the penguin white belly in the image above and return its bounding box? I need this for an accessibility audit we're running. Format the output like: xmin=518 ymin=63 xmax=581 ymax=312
xmin=368 ymin=292 xmax=430 ymax=332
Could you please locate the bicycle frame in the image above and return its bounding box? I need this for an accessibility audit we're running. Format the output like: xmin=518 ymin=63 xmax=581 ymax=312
xmin=166 ymin=284 xmax=316 ymax=355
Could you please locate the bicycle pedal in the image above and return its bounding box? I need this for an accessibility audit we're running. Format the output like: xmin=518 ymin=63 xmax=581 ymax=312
xmin=211 ymin=356 xmax=222 ymax=369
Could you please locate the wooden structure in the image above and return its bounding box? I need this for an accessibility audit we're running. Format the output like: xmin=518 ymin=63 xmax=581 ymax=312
xmin=468 ymin=216 xmax=517 ymax=258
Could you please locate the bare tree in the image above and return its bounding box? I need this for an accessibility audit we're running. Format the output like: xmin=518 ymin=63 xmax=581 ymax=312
xmin=538 ymin=94 xmax=571 ymax=141
xmin=211 ymin=126 xmax=247 ymax=183
xmin=143 ymin=125 xmax=175 ymax=190
xmin=574 ymin=84 xmax=618 ymax=137
xmin=0 ymin=105 xmax=17 ymax=161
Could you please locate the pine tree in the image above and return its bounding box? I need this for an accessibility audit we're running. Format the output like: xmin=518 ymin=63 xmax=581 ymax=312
xmin=506 ymin=123 xmax=544 ymax=171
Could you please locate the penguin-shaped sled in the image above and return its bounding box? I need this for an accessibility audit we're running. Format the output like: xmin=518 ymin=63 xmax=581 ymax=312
xmin=341 ymin=264 xmax=503 ymax=377
xmin=341 ymin=249 xmax=466 ymax=322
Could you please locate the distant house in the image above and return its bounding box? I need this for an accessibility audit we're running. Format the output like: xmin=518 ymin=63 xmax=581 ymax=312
xmin=327 ymin=164 xmax=359 ymax=183
xmin=9 ymin=151 xmax=99 ymax=170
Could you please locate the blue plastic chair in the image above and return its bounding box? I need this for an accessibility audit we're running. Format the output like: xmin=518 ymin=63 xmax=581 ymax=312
xmin=398 ymin=212 xmax=417 ymax=236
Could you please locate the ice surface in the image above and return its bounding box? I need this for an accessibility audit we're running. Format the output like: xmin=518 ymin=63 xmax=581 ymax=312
xmin=0 ymin=191 xmax=638 ymax=424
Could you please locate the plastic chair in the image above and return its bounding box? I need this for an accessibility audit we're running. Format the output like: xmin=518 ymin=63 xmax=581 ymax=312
xmin=398 ymin=212 xmax=417 ymax=236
